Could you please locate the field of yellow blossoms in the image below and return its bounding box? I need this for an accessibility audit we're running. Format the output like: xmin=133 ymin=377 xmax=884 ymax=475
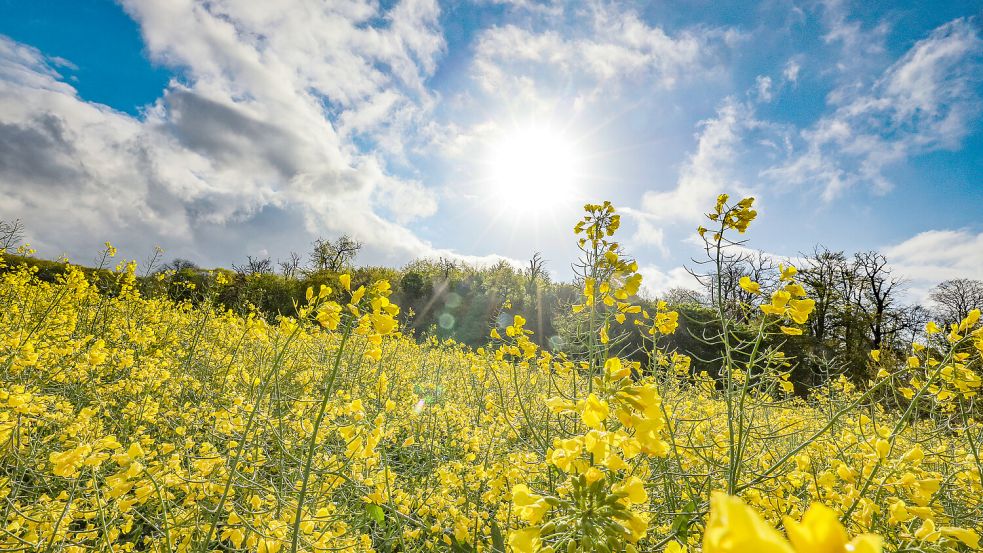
xmin=1 ymin=196 xmax=981 ymax=553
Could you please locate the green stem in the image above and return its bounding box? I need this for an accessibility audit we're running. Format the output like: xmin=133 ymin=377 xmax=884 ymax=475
xmin=289 ymin=325 xmax=353 ymax=553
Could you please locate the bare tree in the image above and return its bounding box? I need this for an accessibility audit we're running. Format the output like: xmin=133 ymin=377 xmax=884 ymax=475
xmin=661 ymin=287 xmax=710 ymax=307
xmin=234 ymin=255 xmax=273 ymax=276
xmin=437 ymin=257 xmax=459 ymax=280
xmin=162 ymin=258 xmax=200 ymax=273
xmin=0 ymin=219 xmax=25 ymax=251
xmin=929 ymin=279 xmax=983 ymax=329
xmin=278 ymin=251 xmax=303 ymax=279
xmin=701 ymin=249 xmax=774 ymax=322
xmin=799 ymin=247 xmax=847 ymax=345
xmin=142 ymin=246 xmax=166 ymax=278
xmin=525 ymin=252 xmax=549 ymax=289
xmin=894 ymin=304 xmax=932 ymax=348
xmin=854 ymin=251 xmax=903 ymax=349
xmin=524 ymin=252 xmax=549 ymax=337
xmin=309 ymin=235 xmax=361 ymax=272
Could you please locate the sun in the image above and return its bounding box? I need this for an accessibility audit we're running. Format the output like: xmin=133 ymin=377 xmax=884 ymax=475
xmin=484 ymin=124 xmax=582 ymax=213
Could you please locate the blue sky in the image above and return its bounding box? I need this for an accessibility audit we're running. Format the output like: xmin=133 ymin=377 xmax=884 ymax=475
xmin=0 ymin=0 xmax=981 ymax=298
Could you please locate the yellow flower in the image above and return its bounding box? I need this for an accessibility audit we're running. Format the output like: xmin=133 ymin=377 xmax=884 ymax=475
xmin=666 ymin=542 xmax=688 ymax=553
xmin=780 ymin=326 xmax=803 ymax=336
xmin=784 ymin=503 xmax=852 ymax=553
xmin=902 ymin=444 xmax=924 ymax=464
xmin=739 ymin=276 xmax=761 ymax=295
xmin=959 ymin=309 xmax=981 ymax=331
xmin=509 ymin=527 xmax=542 ymax=553
xmin=339 ymin=273 xmax=351 ymax=291
xmin=582 ymin=394 xmax=609 ymax=429
xmin=125 ymin=442 xmax=145 ymax=462
xmin=316 ymin=302 xmax=342 ymax=330
xmin=706 ymin=494 xmax=883 ymax=553
xmin=940 ymin=527 xmax=980 ymax=549
xmin=371 ymin=312 xmax=397 ymax=335
xmin=761 ymin=290 xmax=792 ymax=315
xmin=350 ymin=285 xmax=366 ymax=305
xmin=874 ymin=438 xmax=890 ymax=460
xmin=605 ymin=357 xmax=630 ymax=380
xmin=787 ymin=298 xmax=815 ymax=324
xmin=511 ymin=484 xmax=550 ymax=525
xmin=915 ymin=518 xmax=941 ymax=542
xmin=888 ymin=500 xmax=911 ymax=525
xmin=654 ymin=310 xmax=679 ymax=334
xmin=714 ymin=194 xmax=729 ymax=215
xmin=49 ymin=445 xmax=91 ymax=477
xmin=614 ymin=476 xmax=648 ymax=504
xmin=704 ymin=492 xmax=793 ymax=553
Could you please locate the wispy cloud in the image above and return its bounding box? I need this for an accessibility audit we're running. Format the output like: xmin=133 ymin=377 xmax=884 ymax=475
xmin=470 ymin=2 xmax=737 ymax=112
xmin=765 ymin=18 xmax=983 ymax=199
xmin=638 ymin=97 xmax=758 ymax=224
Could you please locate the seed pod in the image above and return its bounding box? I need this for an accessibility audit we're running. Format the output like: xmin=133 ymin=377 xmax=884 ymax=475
xmin=589 ymin=478 xmax=605 ymax=495
xmin=606 ymin=491 xmax=628 ymax=505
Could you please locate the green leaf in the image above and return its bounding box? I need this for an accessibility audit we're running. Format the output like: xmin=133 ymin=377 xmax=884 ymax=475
xmin=670 ymin=500 xmax=697 ymax=540
xmin=490 ymin=520 xmax=506 ymax=553
xmin=365 ymin=503 xmax=385 ymax=524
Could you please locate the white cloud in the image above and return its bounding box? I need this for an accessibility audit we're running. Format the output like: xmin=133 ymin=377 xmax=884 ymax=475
xmin=765 ymin=18 xmax=982 ymax=200
xmin=638 ymin=97 xmax=757 ymax=224
xmin=755 ymin=75 xmax=773 ymax=102
xmin=0 ymin=1 xmax=460 ymax=266
xmin=622 ymin=207 xmax=669 ymax=257
xmin=883 ymin=229 xmax=983 ymax=300
xmin=470 ymin=2 xmax=733 ymax=112
xmin=638 ymin=264 xmax=700 ymax=297
xmin=783 ymin=59 xmax=800 ymax=84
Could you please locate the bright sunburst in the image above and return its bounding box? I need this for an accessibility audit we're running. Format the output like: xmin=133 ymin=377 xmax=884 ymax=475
xmin=484 ymin=124 xmax=582 ymax=214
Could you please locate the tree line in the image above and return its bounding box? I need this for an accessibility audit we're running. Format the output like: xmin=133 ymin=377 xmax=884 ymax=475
xmin=1 ymin=224 xmax=980 ymax=392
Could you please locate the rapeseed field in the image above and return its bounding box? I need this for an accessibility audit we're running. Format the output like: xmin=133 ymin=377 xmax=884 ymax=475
xmin=1 ymin=196 xmax=981 ymax=553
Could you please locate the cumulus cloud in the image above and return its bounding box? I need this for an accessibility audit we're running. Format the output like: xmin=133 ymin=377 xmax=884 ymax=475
xmin=765 ymin=18 xmax=983 ymax=200
xmin=883 ymin=229 xmax=983 ymax=300
xmin=638 ymin=264 xmax=700 ymax=298
xmin=0 ymin=0 xmax=451 ymax=265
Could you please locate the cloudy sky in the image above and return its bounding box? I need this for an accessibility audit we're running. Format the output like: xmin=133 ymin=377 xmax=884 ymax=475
xmin=1 ymin=0 xmax=981 ymax=298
